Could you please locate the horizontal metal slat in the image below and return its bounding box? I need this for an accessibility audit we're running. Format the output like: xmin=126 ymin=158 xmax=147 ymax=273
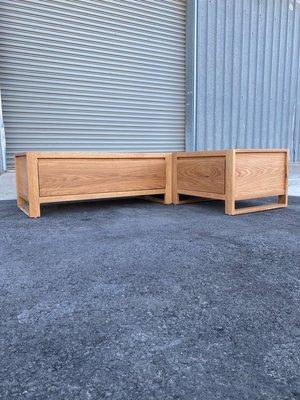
xmin=0 ymin=14 xmax=184 ymax=48
xmin=0 ymin=25 xmax=185 ymax=55
xmin=0 ymin=69 xmax=184 ymax=90
xmin=0 ymin=3 xmax=184 ymax=37
xmin=26 ymin=0 xmax=186 ymax=26
xmin=46 ymin=0 xmax=186 ymax=23
xmin=0 ymin=58 xmax=183 ymax=81
xmin=2 ymin=97 xmax=185 ymax=109
xmin=3 ymin=88 xmax=185 ymax=108
xmin=1 ymin=0 xmax=186 ymax=169
xmin=0 ymin=47 xmax=184 ymax=74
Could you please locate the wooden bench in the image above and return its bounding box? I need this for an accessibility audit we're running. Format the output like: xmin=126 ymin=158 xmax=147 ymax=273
xmin=15 ymin=152 xmax=172 ymax=218
xmin=15 ymin=149 xmax=288 ymax=217
xmin=172 ymin=149 xmax=288 ymax=215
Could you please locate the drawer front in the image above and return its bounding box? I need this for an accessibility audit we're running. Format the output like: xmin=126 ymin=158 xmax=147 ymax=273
xmin=177 ymin=156 xmax=226 ymax=194
xmin=235 ymin=152 xmax=286 ymax=200
xmin=38 ymin=157 xmax=166 ymax=197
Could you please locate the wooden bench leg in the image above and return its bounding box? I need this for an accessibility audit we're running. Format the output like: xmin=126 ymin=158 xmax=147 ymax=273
xmin=28 ymin=200 xmax=41 ymax=218
xmin=17 ymin=196 xmax=30 ymax=217
xmin=17 ymin=195 xmax=41 ymax=218
xmin=225 ymin=196 xmax=287 ymax=216
xmin=225 ymin=198 xmax=235 ymax=215
xmin=139 ymin=191 xmax=173 ymax=205
xmin=278 ymin=193 xmax=288 ymax=206
xmin=15 ymin=153 xmax=41 ymax=218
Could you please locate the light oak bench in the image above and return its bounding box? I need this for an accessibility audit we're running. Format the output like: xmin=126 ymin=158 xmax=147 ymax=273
xmin=172 ymin=149 xmax=288 ymax=215
xmin=15 ymin=152 xmax=172 ymax=218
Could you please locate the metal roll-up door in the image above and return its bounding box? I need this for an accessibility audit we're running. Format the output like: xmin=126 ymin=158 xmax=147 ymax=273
xmin=0 ymin=0 xmax=186 ymax=169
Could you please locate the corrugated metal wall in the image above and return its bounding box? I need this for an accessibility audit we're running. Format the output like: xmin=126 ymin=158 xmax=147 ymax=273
xmin=0 ymin=0 xmax=186 ymax=168
xmin=189 ymin=0 xmax=300 ymax=161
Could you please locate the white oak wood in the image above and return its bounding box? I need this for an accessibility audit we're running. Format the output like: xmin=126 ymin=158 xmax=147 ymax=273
xmin=173 ymin=149 xmax=288 ymax=215
xmin=15 ymin=152 xmax=172 ymax=217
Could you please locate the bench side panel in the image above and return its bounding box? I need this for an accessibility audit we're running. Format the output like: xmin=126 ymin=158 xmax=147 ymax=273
xmin=235 ymin=151 xmax=287 ymax=200
xmin=176 ymin=156 xmax=226 ymax=196
xmin=15 ymin=155 xmax=29 ymax=201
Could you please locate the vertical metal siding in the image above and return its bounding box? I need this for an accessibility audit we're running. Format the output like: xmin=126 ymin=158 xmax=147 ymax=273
xmin=0 ymin=0 xmax=186 ymax=168
xmin=185 ymin=0 xmax=198 ymax=150
xmin=0 ymin=91 xmax=6 ymax=173
xmin=190 ymin=0 xmax=300 ymax=161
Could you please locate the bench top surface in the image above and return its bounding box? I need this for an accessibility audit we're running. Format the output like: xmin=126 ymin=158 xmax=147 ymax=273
xmin=15 ymin=149 xmax=288 ymax=158
xmin=15 ymin=152 xmax=173 ymax=158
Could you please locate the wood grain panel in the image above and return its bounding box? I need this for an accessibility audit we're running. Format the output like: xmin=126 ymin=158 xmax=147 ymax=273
xmin=177 ymin=156 xmax=226 ymax=195
xmin=235 ymin=152 xmax=286 ymax=200
xmin=15 ymin=155 xmax=28 ymax=200
xmin=38 ymin=158 xmax=166 ymax=197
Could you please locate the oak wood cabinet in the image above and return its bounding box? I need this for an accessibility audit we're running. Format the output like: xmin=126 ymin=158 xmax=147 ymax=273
xmin=172 ymin=149 xmax=288 ymax=215
xmin=15 ymin=152 xmax=172 ymax=218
